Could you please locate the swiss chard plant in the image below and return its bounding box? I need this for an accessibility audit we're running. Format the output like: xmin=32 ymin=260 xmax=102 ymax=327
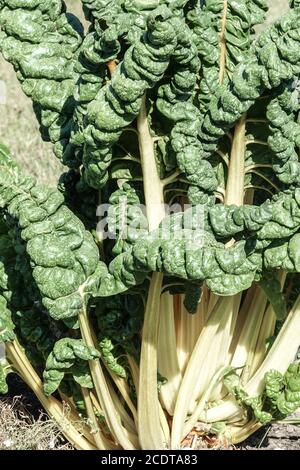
xmin=0 ymin=0 xmax=300 ymax=450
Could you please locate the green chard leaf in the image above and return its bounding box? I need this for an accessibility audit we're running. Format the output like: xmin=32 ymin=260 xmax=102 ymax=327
xmin=0 ymin=153 xmax=101 ymax=321
xmin=0 ymin=356 xmax=12 ymax=394
xmin=43 ymin=338 xmax=100 ymax=395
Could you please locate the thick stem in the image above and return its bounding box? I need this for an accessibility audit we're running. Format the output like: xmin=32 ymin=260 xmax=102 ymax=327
xmin=137 ymin=93 xmax=168 ymax=449
xmin=228 ymin=284 xmax=257 ymax=361
xmin=158 ymin=292 xmax=182 ymax=415
xmin=129 ymin=355 xmax=170 ymax=446
xmin=201 ymin=294 xmax=300 ymax=423
xmin=182 ymin=366 xmax=230 ymax=440
xmin=175 ymin=295 xmax=204 ymax=375
xmin=106 ymin=379 xmax=138 ymax=439
xmin=193 ymin=294 xmax=241 ymax=406
xmin=225 ymin=114 xmax=247 ymax=206
xmin=137 ymin=94 xmax=165 ymax=231
xmin=247 ymin=305 xmax=276 ymax=380
xmin=138 ymin=272 xmax=167 ymax=449
xmin=219 ymin=0 xmax=228 ymax=84
xmin=230 ymin=287 xmax=267 ymax=378
xmin=244 ymin=272 xmax=286 ymax=382
xmin=245 ymin=294 xmax=300 ymax=395
xmin=78 ymin=302 xmax=135 ymax=449
xmin=81 ymin=387 xmax=107 ymax=450
xmin=171 ymin=296 xmax=240 ymax=448
xmin=104 ymin=365 xmax=138 ymax=428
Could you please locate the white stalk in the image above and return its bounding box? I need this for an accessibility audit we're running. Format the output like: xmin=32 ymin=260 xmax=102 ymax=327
xmin=228 ymin=284 xmax=257 ymax=361
xmin=136 ymin=93 xmax=170 ymax=449
xmin=78 ymin=303 xmax=135 ymax=449
xmin=191 ymin=295 xmax=241 ymax=408
xmin=158 ymin=292 xmax=182 ymax=415
xmin=246 ymin=272 xmax=286 ymax=380
xmin=230 ymin=286 xmax=267 ymax=378
xmin=201 ymin=294 xmax=300 ymax=423
xmin=246 ymin=304 xmax=276 ymax=380
xmin=104 ymin=367 xmax=138 ymax=428
xmin=137 ymin=94 xmax=165 ymax=231
xmin=138 ymin=272 xmax=167 ymax=449
xmin=106 ymin=379 xmax=138 ymax=438
xmin=182 ymin=366 xmax=230 ymax=440
xmin=129 ymin=355 xmax=170 ymax=447
xmin=171 ymin=296 xmax=240 ymax=448
xmin=175 ymin=295 xmax=204 ymax=374
xmin=225 ymin=114 xmax=247 ymax=207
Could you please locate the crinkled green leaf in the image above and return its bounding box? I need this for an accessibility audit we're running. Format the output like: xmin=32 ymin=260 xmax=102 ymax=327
xmin=228 ymin=363 xmax=300 ymax=424
xmin=0 ymin=357 xmax=12 ymax=394
xmin=258 ymin=273 xmax=286 ymax=320
xmin=99 ymin=338 xmax=126 ymax=378
xmin=0 ymin=153 xmax=100 ymax=321
xmin=188 ymin=0 xmax=267 ymax=114
xmin=43 ymin=338 xmax=100 ymax=395
xmin=0 ymin=295 xmax=15 ymax=343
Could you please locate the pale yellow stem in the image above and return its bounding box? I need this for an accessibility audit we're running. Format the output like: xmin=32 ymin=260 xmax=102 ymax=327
xmin=219 ymin=0 xmax=228 ymax=84
xmin=247 ymin=272 xmax=286 ymax=380
xmin=158 ymin=292 xmax=182 ymax=415
xmin=136 ymin=93 xmax=169 ymax=449
xmin=129 ymin=355 xmax=170 ymax=446
xmin=81 ymin=387 xmax=108 ymax=450
xmin=78 ymin=303 xmax=135 ymax=449
xmin=246 ymin=304 xmax=276 ymax=381
xmin=175 ymin=296 xmax=203 ymax=374
xmin=137 ymin=94 xmax=165 ymax=231
xmin=204 ymin=293 xmax=242 ymax=402
xmin=105 ymin=368 xmax=138 ymax=427
xmin=171 ymin=296 xmax=240 ymax=448
xmin=106 ymin=378 xmax=138 ymax=439
xmin=201 ymin=294 xmax=300 ymax=423
xmin=182 ymin=366 xmax=230 ymax=441
xmin=230 ymin=287 xmax=267 ymax=380
xmin=138 ymin=272 xmax=167 ymax=449
xmin=225 ymin=114 xmax=247 ymax=206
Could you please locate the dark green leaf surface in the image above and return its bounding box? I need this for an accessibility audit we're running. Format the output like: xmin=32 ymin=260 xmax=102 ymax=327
xmin=0 ymin=153 xmax=100 ymax=321
xmin=43 ymin=338 xmax=100 ymax=395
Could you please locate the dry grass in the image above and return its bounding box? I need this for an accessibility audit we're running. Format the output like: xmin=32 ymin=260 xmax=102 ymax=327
xmin=0 ymin=397 xmax=72 ymax=450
